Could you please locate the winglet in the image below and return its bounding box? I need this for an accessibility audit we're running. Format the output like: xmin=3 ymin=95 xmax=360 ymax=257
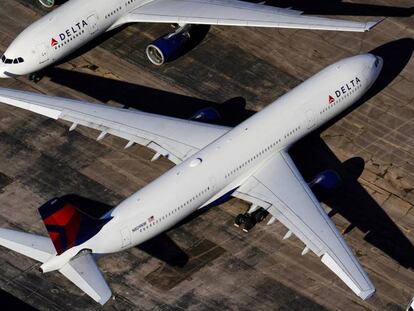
xmin=365 ymin=18 xmax=385 ymax=32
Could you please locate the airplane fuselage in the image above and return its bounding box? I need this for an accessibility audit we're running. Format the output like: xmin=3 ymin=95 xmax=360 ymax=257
xmin=40 ymin=54 xmax=382 ymax=272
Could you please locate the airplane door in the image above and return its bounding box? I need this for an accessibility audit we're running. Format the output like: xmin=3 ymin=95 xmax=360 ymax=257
xmin=36 ymin=43 xmax=49 ymax=64
xmin=209 ymin=176 xmax=217 ymax=191
xmin=120 ymin=227 xmax=131 ymax=248
xmin=87 ymin=14 xmax=99 ymax=35
xmin=306 ymin=110 xmax=316 ymax=129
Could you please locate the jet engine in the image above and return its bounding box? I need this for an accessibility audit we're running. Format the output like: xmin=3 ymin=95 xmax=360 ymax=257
xmin=146 ymin=25 xmax=192 ymax=66
xmin=308 ymin=170 xmax=342 ymax=190
xmin=146 ymin=24 xmax=210 ymax=66
xmin=38 ymin=0 xmax=55 ymax=7
xmin=38 ymin=0 xmax=67 ymax=8
xmin=190 ymin=107 xmax=221 ymax=123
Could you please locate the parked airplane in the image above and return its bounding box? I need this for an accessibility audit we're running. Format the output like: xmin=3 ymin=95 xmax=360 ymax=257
xmin=0 ymin=53 xmax=382 ymax=304
xmin=0 ymin=0 xmax=381 ymax=80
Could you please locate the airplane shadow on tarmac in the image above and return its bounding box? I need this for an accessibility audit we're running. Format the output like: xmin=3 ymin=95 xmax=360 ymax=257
xmin=43 ymin=0 xmax=414 ymax=18
xmin=249 ymin=0 xmax=413 ymax=17
xmin=44 ymin=67 xmax=255 ymax=126
xmin=46 ymin=38 xmax=414 ymax=269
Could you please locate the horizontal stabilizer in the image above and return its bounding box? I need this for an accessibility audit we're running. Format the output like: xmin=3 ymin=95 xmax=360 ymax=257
xmin=0 ymin=228 xmax=55 ymax=263
xmin=59 ymin=252 xmax=111 ymax=305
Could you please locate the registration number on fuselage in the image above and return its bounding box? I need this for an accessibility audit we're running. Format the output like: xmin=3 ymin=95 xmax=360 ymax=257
xmin=132 ymin=222 xmax=147 ymax=232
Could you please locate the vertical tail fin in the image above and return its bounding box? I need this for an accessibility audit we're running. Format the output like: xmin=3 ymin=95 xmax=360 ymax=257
xmin=39 ymin=198 xmax=112 ymax=255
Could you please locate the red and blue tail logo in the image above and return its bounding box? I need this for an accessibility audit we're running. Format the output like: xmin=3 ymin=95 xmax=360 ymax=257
xmin=39 ymin=198 xmax=112 ymax=255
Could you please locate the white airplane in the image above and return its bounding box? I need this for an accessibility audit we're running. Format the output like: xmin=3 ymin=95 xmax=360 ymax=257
xmin=0 ymin=53 xmax=382 ymax=305
xmin=0 ymin=0 xmax=381 ymax=79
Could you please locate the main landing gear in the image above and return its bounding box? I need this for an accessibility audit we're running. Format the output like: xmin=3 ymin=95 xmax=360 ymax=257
xmin=234 ymin=207 xmax=269 ymax=233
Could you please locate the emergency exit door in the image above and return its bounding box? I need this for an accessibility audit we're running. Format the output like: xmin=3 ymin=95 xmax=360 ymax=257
xmin=87 ymin=14 xmax=99 ymax=35
xmin=36 ymin=43 xmax=49 ymax=64
xmin=306 ymin=110 xmax=316 ymax=129
xmin=120 ymin=227 xmax=131 ymax=248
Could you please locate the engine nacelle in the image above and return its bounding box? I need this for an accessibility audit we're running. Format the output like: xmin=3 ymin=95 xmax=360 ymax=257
xmin=190 ymin=107 xmax=221 ymax=123
xmin=38 ymin=0 xmax=55 ymax=7
xmin=146 ymin=27 xmax=191 ymax=66
xmin=308 ymin=170 xmax=342 ymax=190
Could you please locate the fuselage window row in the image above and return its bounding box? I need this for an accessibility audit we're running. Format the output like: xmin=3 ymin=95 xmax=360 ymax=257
xmin=224 ymin=135 xmax=290 ymax=179
xmin=319 ymin=84 xmax=362 ymax=115
xmin=54 ymin=30 xmax=85 ymax=50
xmin=138 ymin=186 xmax=211 ymax=233
xmin=105 ymin=6 xmax=123 ymax=19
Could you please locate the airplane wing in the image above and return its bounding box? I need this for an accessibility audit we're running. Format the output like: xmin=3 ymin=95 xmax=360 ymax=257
xmin=118 ymin=0 xmax=380 ymax=32
xmin=59 ymin=252 xmax=111 ymax=305
xmin=0 ymin=88 xmax=230 ymax=164
xmin=233 ymin=151 xmax=375 ymax=300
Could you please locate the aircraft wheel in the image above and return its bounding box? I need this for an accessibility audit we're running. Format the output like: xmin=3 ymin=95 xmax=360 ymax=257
xmin=234 ymin=214 xmax=247 ymax=227
xmin=242 ymin=217 xmax=256 ymax=233
xmin=29 ymin=72 xmax=43 ymax=83
xmin=254 ymin=209 xmax=269 ymax=223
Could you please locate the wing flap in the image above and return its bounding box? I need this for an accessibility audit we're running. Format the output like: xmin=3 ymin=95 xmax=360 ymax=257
xmin=0 ymin=87 xmax=230 ymax=164
xmin=59 ymin=252 xmax=111 ymax=305
xmin=120 ymin=0 xmax=379 ymax=32
xmin=234 ymin=151 xmax=375 ymax=300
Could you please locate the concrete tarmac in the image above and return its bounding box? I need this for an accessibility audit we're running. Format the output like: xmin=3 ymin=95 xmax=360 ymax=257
xmin=0 ymin=1 xmax=413 ymax=310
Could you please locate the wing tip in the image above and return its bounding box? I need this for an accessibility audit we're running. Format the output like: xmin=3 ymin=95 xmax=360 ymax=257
xmin=359 ymin=288 xmax=376 ymax=300
xmin=97 ymin=291 xmax=113 ymax=305
xmin=365 ymin=18 xmax=385 ymax=31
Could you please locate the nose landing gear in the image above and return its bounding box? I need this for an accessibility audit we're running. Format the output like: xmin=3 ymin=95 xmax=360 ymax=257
xmin=29 ymin=71 xmax=44 ymax=83
xmin=234 ymin=207 xmax=269 ymax=232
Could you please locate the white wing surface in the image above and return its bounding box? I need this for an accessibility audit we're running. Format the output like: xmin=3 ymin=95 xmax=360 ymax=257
xmin=119 ymin=0 xmax=379 ymax=32
xmin=234 ymin=151 xmax=375 ymax=300
xmin=0 ymin=88 xmax=230 ymax=164
xmin=59 ymin=252 xmax=111 ymax=305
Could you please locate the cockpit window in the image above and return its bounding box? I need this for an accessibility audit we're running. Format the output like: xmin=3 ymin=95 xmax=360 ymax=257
xmin=374 ymin=57 xmax=380 ymax=68
xmin=1 ymin=55 xmax=24 ymax=64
